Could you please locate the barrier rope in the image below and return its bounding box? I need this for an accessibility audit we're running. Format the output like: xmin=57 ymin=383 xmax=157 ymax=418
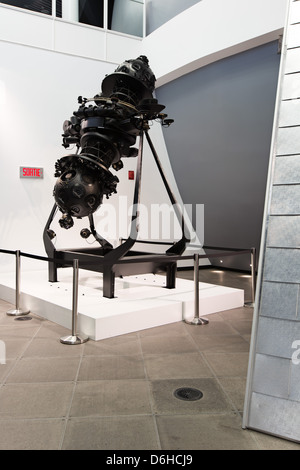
xmin=0 ymin=245 xmax=256 ymax=342
xmin=0 ymin=247 xmax=253 ymax=267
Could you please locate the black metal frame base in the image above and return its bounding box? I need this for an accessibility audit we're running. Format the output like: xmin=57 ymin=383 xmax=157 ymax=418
xmin=45 ymin=245 xmax=178 ymax=299
xmin=43 ymin=129 xmax=190 ymax=298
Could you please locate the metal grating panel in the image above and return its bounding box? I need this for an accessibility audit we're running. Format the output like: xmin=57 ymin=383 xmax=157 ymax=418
xmin=243 ymin=0 xmax=300 ymax=443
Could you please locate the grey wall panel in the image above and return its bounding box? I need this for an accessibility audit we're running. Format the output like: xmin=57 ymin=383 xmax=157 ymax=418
xmin=287 ymin=22 xmax=300 ymax=47
xmin=285 ymin=47 xmax=300 ymax=73
xmin=252 ymin=354 xmax=290 ymax=398
xmin=273 ymin=155 xmax=300 ymax=184
xmin=289 ymin=364 xmax=300 ymax=401
xmin=277 ymin=127 xmax=300 ymax=155
xmin=281 ymin=72 xmax=300 ymax=99
xmin=266 ymin=215 xmax=300 ymax=247
xmin=289 ymin=0 xmax=300 ymax=22
xmin=279 ymin=99 xmax=300 ymax=126
xmin=156 ymin=42 xmax=280 ymax=270
xmin=259 ymin=281 xmax=299 ymax=319
xmin=248 ymin=393 xmax=300 ymax=441
xmin=270 ymin=184 xmax=300 ymax=214
xmin=263 ymin=248 xmax=300 ymax=282
xmin=244 ymin=0 xmax=300 ymax=444
xmin=256 ymin=316 xmax=300 ymax=358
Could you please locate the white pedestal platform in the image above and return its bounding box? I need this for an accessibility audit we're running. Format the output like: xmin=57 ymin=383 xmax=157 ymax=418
xmin=0 ymin=269 xmax=244 ymax=341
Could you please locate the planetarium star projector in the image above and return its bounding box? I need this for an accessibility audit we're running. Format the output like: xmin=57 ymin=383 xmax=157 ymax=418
xmin=44 ymin=56 xmax=190 ymax=298
xmin=53 ymin=55 xmax=169 ymax=228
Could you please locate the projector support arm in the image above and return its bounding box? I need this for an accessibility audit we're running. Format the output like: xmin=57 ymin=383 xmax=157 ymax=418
xmin=100 ymin=124 xmax=189 ymax=297
xmin=102 ymin=128 xmax=144 ymax=264
xmin=43 ymin=203 xmax=59 ymax=282
xmin=43 ymin=203 xmax=113 ymax=284
xmin=88 ymin=214 xmax=113 ymax=251
xmin=144 ymin=130 xmax=190 ymax=255
xmin=102 ymin=123 xmax=190 ymax=266
xmin=100 ymin=128 xmax=144 ymax=298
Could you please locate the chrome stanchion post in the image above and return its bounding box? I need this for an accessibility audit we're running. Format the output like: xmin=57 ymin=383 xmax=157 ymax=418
xmin=7 ymin=250 xmax=30 ymax=317
xmin=184 ymin=253 xmax=209 ymax=325
xmin=60 ymin=259 xmax=89 ymax=345
xmin=244 ymin=247 xmax=256 ymax=308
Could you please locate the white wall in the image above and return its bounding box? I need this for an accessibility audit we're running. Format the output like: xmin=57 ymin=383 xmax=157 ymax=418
xmin=0 ymin=5 xmax=142 ymax=63
xmin=0 ymin=41 xmax=116 ymax=272
xmin=0 ymin=4 xmax=140 ymax=273
xmin=143 ymin=0 xmax=288 ymax=86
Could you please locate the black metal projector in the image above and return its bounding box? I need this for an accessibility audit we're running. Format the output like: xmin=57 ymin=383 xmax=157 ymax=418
xmin=43 ymin=56 xmax=190 ymax=298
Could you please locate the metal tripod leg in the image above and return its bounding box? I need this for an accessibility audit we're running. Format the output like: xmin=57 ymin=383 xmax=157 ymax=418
xmin=144 ymin=130 xmax=190 ymax=255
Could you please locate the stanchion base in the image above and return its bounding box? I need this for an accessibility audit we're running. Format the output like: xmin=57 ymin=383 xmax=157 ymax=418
xmin=184 ymin=317 xmax=209 ymax=325
xmin=244 ymin=302 xmax=255 ymax=308
xmin=6 ymin=309 xmax=30 ymax=317
xmin=60 ymin=335 xmax=89 ymax=345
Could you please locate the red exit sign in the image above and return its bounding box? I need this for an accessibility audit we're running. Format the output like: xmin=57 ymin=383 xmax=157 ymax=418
xmin=20 ymin=167 xmax=44 ymax=178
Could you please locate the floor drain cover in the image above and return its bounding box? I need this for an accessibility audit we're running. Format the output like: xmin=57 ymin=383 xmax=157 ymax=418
xmin=174 ymin=387 xmax=203 ymax=401
xmin=14 ymin=316 xmax=33 ymax=321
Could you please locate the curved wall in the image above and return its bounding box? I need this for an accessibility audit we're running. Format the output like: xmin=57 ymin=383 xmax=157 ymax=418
xmin=156 ymin=41 xmax=281 ymax=270
xmin=142 ymin=0 xmax=288 ymax=269
xmin=143 ymin=0 xmax=287 ymax=86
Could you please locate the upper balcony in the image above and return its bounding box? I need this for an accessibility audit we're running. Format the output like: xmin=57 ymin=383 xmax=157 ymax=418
xmin=0 ymin=0 xmax=144 ymax=64
xmin=0 ymin=0 xmax=289 ymax=85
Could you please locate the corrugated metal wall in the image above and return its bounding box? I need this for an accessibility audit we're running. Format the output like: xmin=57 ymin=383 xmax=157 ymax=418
xmin=243 ymin=0 xmax=300 ymax=443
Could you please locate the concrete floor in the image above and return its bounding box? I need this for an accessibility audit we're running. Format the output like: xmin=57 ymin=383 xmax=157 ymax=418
xmin=0 ymin=267 xmax=299 ymax=450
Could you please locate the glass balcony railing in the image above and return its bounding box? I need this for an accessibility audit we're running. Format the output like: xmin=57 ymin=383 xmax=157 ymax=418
xmin=0 ymin=0 xmax=145 ymax=37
